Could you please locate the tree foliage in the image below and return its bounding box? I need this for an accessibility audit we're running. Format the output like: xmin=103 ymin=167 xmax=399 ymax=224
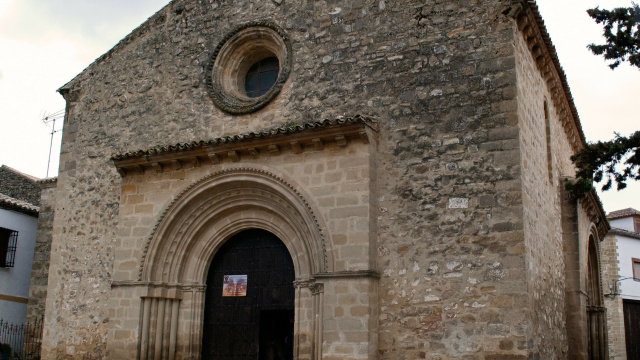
xmin=567 ymin=5 xmax=640 ymax=198
xmin=568 ymin=131 xmax=640 ymax=198
xmin=587 ymin=3 xmax=640 ymax=69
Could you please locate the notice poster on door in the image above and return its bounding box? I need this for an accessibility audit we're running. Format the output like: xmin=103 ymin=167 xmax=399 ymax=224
xmin=222 ymin=275 xmax=248 ymax=297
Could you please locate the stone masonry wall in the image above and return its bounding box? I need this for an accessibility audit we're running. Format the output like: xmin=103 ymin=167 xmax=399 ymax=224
xmin=106 ymin=144 xmax=374 ymax=358
xmin=105 ymin=142 xmax=376 ymax=359
xmin=513 ymin=22 xmax=581 ymax=358
xmin=601 ymin=233 xmax=627 ymax=360
xmin=26 ymin=179 xmax=57 ymax=324
xmin=559 ymin=187 xmax=601 ymax=358
xmin=111 ymin=144 xmax=374 ymax=281
xmin=42 ymin=0 xmax=573 ymax=358
xmin=514 ymin=12 xmax=613 ymax=356
xmin=372 ymin=2 xmax=531 ymax=359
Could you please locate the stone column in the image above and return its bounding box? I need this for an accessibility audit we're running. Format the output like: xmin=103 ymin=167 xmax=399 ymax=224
xmin=600 ymin=234 xmax=627 ymax=359
xmin=561 ymin=187 xmax=588 ymax=359
xmin=294 ymin=279 xmax=318 ymax=360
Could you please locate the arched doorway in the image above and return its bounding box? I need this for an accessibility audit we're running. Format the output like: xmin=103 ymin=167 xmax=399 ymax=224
xmin=201 ymin=229 xmax=295 ymax=360
xmin=132 ymin=169 xmax=334 ymax=359
xmin=586 ymin=235 xmax=607 ymax=360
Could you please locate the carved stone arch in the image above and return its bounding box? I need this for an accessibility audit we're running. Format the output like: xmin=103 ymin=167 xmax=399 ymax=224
xmin=140 ymin=167 xmax=332 ymax=284
xmin=586 ymin=224 xmax=604 ymax=305
xmin=586 ymin=224 xmax=608 ymax=360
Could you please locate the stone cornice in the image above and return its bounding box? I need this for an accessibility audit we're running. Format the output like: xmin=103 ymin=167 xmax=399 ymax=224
xmin=38 ymin=177 xmax=58 ymax=189
xmin=511 ymin=1 xmax=587 ymax=152
xmin=111 ymin=280 xmax=206 ymax=291
xmin=112 ymin=115 xmax=377 ymax=177
xmin=509 ymin=2 xmax=614 ymax=241
xmin=313 ymin=270 xmax=380 ymax=279
xmin=111 ymin=280 xmax=208 ymax=299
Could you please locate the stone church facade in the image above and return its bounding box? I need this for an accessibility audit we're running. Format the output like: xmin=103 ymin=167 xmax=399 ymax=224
xmin=36 ymin=0 xmax=611 ymax=359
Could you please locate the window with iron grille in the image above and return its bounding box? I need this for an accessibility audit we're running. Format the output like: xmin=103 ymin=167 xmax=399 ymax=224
xmin=0 ymin=227 xmax=18 ymax=268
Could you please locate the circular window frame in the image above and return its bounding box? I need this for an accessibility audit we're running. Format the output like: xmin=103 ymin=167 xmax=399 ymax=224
xmin=206 ymin=20 xmax=292 ymax=115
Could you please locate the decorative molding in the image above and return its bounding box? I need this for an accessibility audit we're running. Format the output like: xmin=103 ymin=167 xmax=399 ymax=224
xmin=111 ymin=280 xmax=152 ymax=287
xmin=588 ymin=223 xmax=607 ymax=308
xmin=310 ymin=283 xmax=324 ymax=295
xmin=563 ymin=177 xmax=610 ymax=241
xmin=583 ymin=190 xmax=611 ymax=241
xmin=206 ymin=20 xmax=292 ymax=114
xmin=112 ymin=116 xmax=377 ymax=176
xmin=314 ymin=270 xmax=380 ymax=279
xmin=516 ymin=3 xmax=614 ymax=241
xmin=38 ymin=177 xmax=58 ymax=188
xmin=293 ymin=279 xmax=314 ymax=289
xmin=139 ymin=297 xmax=181 ymax=360
xmin=503 ymin=0 xmax=524 ymax=19
xmin=514 ymin=1 xmax=587 ymax=152
xmin=111 ymin=281 xmax=205 ymax=292
xmin=290 ymin=271 xmax=380 ymax=291
xmin=138 ymin=167 xmax=331 ymax=281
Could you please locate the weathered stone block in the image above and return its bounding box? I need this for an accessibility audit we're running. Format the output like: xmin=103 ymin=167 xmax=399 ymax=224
xmin=38 ymin=1 xmax=611 ymax=359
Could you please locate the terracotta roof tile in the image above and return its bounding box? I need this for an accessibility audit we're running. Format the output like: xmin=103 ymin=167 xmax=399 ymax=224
xmin=0 ymin=193 xmax=39 ymax=216
xmin=0 ymin=165 xmax=39 ymax=182
xmin=608 ymin=208 xmax=640 ymax=220
xmin=112 ymin=115 xmax=376 ymax=161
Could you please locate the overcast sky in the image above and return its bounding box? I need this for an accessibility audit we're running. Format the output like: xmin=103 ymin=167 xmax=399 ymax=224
xmin=0 ymin=0 xmax=638 ymax=213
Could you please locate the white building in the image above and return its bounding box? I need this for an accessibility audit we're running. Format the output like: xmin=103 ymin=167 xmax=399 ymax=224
xmin=0 ymin=166 xmax=40 ymax=325
xmin=609 ymin=208 xmax=640 ymax=299
xmin=604 ymin=208 xmax=640 ymax=359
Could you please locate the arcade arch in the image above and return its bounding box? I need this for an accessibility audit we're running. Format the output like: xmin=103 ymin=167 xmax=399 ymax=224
xmin=136 ymin=168 xmax=332 ymax=359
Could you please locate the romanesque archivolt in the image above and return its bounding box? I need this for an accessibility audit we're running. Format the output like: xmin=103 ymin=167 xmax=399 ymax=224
xmin=139 ymin=168 xmax=330 ymax=283
xmin=206 ymin=20 xmax=292 ymax=114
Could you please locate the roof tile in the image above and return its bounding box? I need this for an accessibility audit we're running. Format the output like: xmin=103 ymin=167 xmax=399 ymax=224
xmin=0 ymin=193 xmax=39 ymax=216
xmin=112 ymin=115 xmax=376 ymax=161
xmin=608 ymin=208 xmax=640 ymax=220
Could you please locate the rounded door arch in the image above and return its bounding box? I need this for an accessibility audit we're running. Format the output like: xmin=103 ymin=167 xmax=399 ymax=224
xmin=201 ymin=229 xmax=295 ymax=360
xmin=140 ymin=168 xmax=333 ymax=284
xmin=133 ymin=169 xmax=331 ymax=360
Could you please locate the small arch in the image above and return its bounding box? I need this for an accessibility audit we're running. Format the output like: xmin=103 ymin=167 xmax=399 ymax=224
xmin=140 ymin=168 xmax=332 ymax=284
xmin=586 ymin=227 xmax=604 ymax=305
xmin=543 ymin=99 xmax=553 ymax=182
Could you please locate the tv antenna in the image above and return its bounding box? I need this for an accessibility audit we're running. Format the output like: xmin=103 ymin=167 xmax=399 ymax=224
xmin=42 ymin=109 xmax=64 ymax=178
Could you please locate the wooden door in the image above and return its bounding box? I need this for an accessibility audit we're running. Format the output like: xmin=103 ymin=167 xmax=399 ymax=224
xmin=624 ymin=299 xmax=640 ymax=359
xmin=201 ymin=229 xmax=295 ymax=360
